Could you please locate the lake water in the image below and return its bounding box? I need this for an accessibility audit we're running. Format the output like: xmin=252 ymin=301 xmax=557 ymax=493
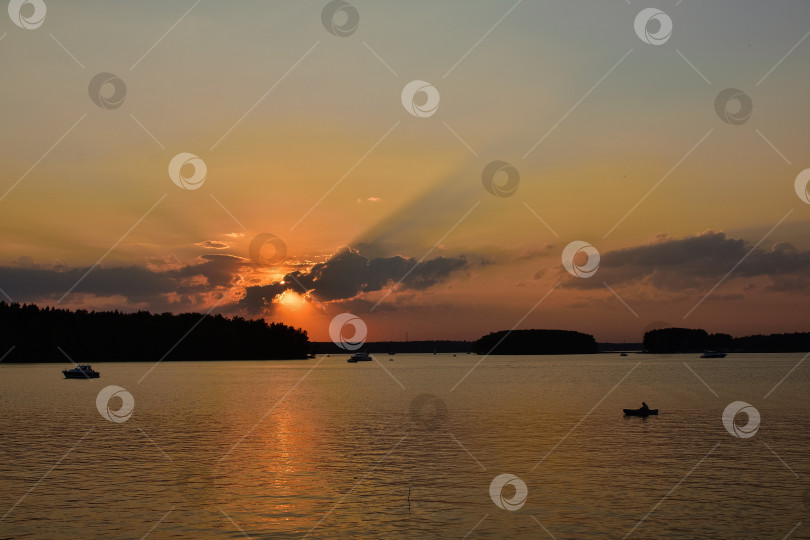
xmin=1 ymin=354 xmax=808 ymax=539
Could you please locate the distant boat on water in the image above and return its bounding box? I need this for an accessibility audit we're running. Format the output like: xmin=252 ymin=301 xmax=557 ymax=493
xmin=347 ymin=351 xmax=372 ymax=363
xmin=624 ymin=401 xmax=657 ymax=416
xmin=700 ymin=351 xmax=727 ymax=358
xmin=623 ymin=407 xmax=658 ymax=416
xmin=62 ymin=365 xmax=99 ymax=379
xmin=619 ymin=352 xmax=628 ymax=356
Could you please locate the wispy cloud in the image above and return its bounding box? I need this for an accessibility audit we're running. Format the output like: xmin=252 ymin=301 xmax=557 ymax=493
xmin=194 ymin=240 xmax=230 ymax=250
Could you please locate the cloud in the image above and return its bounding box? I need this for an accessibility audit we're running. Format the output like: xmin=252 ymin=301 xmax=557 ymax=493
xmin=239 ymin=247 xmax=468 ymax=312
xmin=565 ymin=231 xmax=810 ymax=292
xmin=177 ymin=254 xmax=246 ymax=288
xmin=0 ymin=247 xmax=467 ymax=316
xmin=194 ymin=240 xmax=230 ymax=249
xmin=0 ymin=254 xmax=247 ymax=309
xmin=514 ymin=245 xmax=554 ymax=262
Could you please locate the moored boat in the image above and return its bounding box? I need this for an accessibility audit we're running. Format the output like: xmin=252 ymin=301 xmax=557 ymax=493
xmin=700 ymin=351 xmax=727 ymax=358
xmin=62 ymin=365 xmax=100 ymax=379
xmin=347 ymin=351 xmax=372 ymax=363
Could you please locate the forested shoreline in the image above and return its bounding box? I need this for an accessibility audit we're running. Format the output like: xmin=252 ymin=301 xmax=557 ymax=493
xmin=0 ymin=302 xmax=309 ymax=362
xmin=643 ymin=327 xmax=810 ymax=354
xmin=1 ymin=302 xmax=807 ymax=362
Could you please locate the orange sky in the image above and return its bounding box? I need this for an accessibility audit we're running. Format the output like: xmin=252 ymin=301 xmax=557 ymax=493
xmin=2 ymin=2 xmax=810 ymax=342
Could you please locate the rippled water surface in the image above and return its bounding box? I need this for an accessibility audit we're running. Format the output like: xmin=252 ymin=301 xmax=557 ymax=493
xmin=1 ymin=354 xmax=809 ymax=539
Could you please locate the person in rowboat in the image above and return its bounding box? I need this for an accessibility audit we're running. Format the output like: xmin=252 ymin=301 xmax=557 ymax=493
xmin=640 ymin=402 xmax=650 ymax=413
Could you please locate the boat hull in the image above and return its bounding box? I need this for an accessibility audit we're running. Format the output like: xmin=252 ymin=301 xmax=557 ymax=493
xmin=63 ymin=371 xmax=99 ymax=379
xmin=623 ymin=408 xmax=658 ymax=416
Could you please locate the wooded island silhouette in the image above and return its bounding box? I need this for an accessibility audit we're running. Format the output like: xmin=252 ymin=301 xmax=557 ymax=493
xmin=473 ymin=329 xmax=599 ymax=355
xmin=643 ymin=327 xmax=810 ymax=353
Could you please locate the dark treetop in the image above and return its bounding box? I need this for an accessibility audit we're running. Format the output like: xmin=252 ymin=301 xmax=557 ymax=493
xmin=0 ymin=302 xmax=309 ymax=362
xmin=643 ymin=327 xmax=810 ymax=353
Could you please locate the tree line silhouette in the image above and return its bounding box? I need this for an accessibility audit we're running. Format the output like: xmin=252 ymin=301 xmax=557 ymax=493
xmin=0 ymin=302 xmax=309 ymax=362
xmin=473 ymin=329 xmax=598 ymax=355
xmin=643 ymin=327 xmax=810 ymax=353
xmin=1 ymin=302 xmax=806 ymax=362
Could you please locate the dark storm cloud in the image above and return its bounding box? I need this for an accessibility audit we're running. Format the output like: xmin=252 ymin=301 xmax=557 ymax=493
xmin=239 ymin=248 xmax=468 ymax=313
xmin=565 ymin=232 xmax=810 ymax=291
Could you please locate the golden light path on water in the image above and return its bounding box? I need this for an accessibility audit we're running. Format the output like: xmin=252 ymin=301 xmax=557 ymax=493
xmin=0 ymin=354 xmax=807 ymax=538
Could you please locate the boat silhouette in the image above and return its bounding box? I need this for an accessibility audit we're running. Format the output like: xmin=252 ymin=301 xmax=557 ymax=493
xmin=347 ymin=351 xmax=372 ymax=363
xmin=62 ymin=365 xmax=100 ymax=379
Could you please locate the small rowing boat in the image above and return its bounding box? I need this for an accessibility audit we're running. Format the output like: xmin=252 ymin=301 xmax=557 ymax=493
xmin=623 ymin=408 xmax=658 ymax=416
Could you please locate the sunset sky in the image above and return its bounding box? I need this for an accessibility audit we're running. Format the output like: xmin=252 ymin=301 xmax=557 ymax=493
xmin=2 ymin=1 xmax=810 ymax=343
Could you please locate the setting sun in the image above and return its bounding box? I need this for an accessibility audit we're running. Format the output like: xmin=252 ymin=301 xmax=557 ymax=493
xmin=276 ymin=291 xmax=306 ymax=309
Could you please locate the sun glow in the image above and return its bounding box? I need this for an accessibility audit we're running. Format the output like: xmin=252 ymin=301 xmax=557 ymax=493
xmin=276 ymin=291 xmax=306 ymax=309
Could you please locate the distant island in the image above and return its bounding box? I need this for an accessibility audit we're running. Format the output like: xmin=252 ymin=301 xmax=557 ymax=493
xmin=644 ymin=327 xmax=810 ymax=354
xmin=0 ymin=302 xmax=309 ymax=362
xmin=473 ymin=329 xmax=598 ymax=355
